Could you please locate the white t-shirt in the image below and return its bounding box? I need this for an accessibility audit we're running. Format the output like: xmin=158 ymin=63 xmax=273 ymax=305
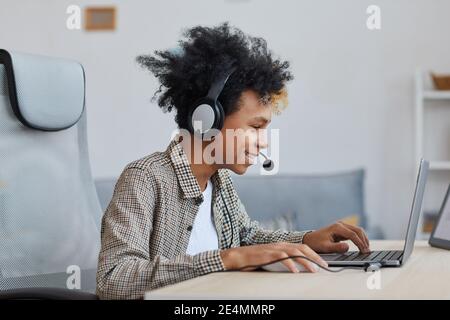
xmin=186 ymin=180 xmax=219 ymax=255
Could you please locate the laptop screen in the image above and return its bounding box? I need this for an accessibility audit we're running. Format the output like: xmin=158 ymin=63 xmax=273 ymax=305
xmin=433 ymin=185 xmax=450 ymax=241
xmin=401 ymin=159 xmax=429 ymax=263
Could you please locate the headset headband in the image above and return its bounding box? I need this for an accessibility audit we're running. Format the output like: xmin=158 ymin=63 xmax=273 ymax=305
xmin=206 ymin=66 xmax=237 ymax=101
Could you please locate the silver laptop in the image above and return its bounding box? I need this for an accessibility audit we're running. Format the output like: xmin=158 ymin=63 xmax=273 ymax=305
xmin=320 ymin=159 xmax=429 ymax=267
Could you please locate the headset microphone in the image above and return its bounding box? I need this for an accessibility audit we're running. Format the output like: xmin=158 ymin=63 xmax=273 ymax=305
xmin=259 ymin=152 xmax=274 ymax=171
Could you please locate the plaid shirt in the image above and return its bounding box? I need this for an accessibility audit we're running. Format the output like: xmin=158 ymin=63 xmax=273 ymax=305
xmin=96 ymin=138 xmax=310 ymax=299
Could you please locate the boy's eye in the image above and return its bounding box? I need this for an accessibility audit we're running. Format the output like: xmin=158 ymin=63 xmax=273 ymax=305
xmin=251 ymin=125 xmax=261 ymax=129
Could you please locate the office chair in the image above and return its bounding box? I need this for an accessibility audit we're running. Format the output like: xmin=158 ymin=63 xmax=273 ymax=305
xmin=0 ymin=49 xmax=101 ymax=300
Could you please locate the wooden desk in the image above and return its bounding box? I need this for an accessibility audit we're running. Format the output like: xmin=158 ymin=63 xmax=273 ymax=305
xmin=145 ymin=241 xmax=450 ymax=300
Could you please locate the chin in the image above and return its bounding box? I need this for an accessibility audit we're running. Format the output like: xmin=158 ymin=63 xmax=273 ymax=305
xmin=229 ymin=164 xmax=250 ymax=175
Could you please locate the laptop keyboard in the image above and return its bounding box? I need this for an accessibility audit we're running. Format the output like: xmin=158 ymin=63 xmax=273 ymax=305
xmin=326 ymin=250 xmax=403 ymax=262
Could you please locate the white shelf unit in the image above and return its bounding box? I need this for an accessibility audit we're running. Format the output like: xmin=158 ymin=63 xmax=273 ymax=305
xmin=415 ymin=69 xmax=450 ymax=239
xmin=430 ymin=161 xmax=450 ymax=170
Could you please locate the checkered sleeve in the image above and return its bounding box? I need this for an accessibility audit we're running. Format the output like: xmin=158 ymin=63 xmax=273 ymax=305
xmin=234 ymin=191 xmax=313 ymax=246
xmin=96 ymin=166 xmax=225 ymax=300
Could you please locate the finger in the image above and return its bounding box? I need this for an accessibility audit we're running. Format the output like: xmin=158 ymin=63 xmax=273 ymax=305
xmin=297 ymin=244 xmax=328 ymax=268
xmin=282 ymin=245 xmax=321 ymax=272
xmin=361 ymin=228 xmax=370 ymax=250
xmin=326 ymin=241 xmax=349 ymax=253
xmin=340 ymin=222 xmax=370 ymax=250
xmin=345 ymin=223 xmax=370 ymax=249
xmin=289 ymin=249 xmax=318 ymax=273
xmin=275 ymin=252 xmax=300 ymax=273
xmin=278 ymin=243 xmax=319 ymax=272
xmin=351 ymin=224 xmax=370 ymax=251
xmin=335 ymin=223 xmax=368 ymax=253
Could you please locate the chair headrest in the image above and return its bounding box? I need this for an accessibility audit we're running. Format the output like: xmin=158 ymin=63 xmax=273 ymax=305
xmin=0 ymin=49 xmax=85 ymax=131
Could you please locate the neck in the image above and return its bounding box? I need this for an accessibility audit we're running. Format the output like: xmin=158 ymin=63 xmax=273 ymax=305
xmin=181 ymin=136 xmax=218 ymax=192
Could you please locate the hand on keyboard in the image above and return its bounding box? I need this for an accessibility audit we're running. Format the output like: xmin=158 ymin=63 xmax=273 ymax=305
xmin=302 ymin=221 xmax=370 ymax=254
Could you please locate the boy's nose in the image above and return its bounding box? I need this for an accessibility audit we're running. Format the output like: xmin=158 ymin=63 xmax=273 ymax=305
xmin=257 ymin=131 xmax=269 ymax=149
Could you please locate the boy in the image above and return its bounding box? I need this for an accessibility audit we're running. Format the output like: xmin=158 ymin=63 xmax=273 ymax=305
xmin=96 ymin=23 xmax=369 ymax=300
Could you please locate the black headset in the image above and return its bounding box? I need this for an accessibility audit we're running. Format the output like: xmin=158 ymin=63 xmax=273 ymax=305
xmin=186 ymin=65 xmax=237 ymax=139
xmin=185 ymin=64 xmax=275 ymax=170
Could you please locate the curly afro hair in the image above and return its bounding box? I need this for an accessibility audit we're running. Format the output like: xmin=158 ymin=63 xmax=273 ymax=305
xmin=136 ymin=22 xmax=294 ymax=129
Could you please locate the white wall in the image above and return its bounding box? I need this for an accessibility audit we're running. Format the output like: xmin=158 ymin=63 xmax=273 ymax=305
xmin=1 ymin=0 xmax=450 ymax=239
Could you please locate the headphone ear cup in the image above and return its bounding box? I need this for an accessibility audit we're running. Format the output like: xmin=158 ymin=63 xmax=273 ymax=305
xmin=188 ymin=98 xmax=218 ymax=136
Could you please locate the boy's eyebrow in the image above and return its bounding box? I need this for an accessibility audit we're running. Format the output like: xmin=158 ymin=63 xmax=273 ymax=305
xmin=252 ymin=116 xmax=271 ymax=124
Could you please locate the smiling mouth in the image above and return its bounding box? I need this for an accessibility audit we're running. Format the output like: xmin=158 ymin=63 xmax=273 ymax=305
xmin=244 ymin=151 xmax=258 ymax=164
